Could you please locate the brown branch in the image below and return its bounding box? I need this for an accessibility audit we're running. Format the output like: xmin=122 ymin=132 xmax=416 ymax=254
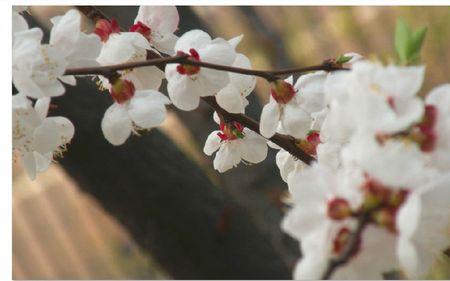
xmin=64 ymin=54 xmax=342 ymax=82
xmin=321 ymin=213 xmax=370 ymax=279
xmin=74 ymin=5 xmax=327 ymax=164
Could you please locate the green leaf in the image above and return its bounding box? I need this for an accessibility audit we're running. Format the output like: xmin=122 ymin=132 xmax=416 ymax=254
xmin=336 ymin=55 xmax=352 ymax=64
xmin=395 ymin=18 xmax=412 ymax=64
xmin=394 ymin=18 xmax=427 ymax=65
xmin=409 ymin=26 xmax=428 ymax=63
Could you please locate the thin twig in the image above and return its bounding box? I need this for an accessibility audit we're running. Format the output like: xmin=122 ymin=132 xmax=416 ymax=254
xmin=321 ymin=213 xmax=370 ymax=279
xmin=64 ymin=55 xmax=342 ymax=82
xmin=74 ymin=5 xmax=339 ymax=165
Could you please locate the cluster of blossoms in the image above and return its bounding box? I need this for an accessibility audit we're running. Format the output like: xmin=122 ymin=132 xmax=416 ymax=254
xmin=12 ymin=6 xmax=449 ymax=280
xmin=281 ymin=61 xmax=450 ymax=279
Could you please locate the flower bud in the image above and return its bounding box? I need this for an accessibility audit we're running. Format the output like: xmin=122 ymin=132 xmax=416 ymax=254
xmin=94 ymin=19 xmax=120 ymax=42
xmin=372 ymin=207 xmax=397 ymax=233
xmin=270 ymin=79 xmax=296 ymax=104
xmin=327 ymin=198 xmax=352 ymax=220
xmin=110 ymin=79 xmax=135 ymax=104
xmin=332 ymin=227 xmax=361 ymax=256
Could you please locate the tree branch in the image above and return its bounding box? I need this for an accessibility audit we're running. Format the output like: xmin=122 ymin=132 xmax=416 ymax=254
xmin=73 ymin=5 xmax=334 ymax=165
xmin=64 ymin=54 xmax=343 ymax=82
xmin=321 ymin=213 xmax=370 ymax=279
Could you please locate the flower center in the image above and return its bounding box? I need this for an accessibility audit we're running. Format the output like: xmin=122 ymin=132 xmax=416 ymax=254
xmin=360 ymin=175 xmax=410 ymax=233
xmin=217 ymin=121 xmax=245 ymax=141
xmin=270 ymin=79 xmax=296 ymax=104
xmin=110 ymin=79 xmax=135 ymax=104
xmin=327 ymin=198 xmax=352 ymax=220
xmin=129 ymin=21 xmax=152 ymax=41
xmin=295 ymin=131 xmax=321 ymax=156
xmin=176 ymin=49 xmax=201 ymax=75
xmin=376 ymin=105 xmax=438 ymax=152
xmin=94 ymin=19 xmax=120 ymax=42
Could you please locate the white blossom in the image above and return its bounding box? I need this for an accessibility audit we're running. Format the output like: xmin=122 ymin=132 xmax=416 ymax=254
xmin=133 ymin=6 xmax=179 ymax=54
xmin=97 ymin=32 xmax=164 ymax=91
xmin=425 ymin=84 xmax=450 ymax=170
xmin=396 ymin=173 xmax=450 ymax=279
xmin=203 ymin=114 xmax=267 ymax=172
xmin=101 ymin=87 xmax=171 ymax=146
xmin=13 ymin=94 xmax=74 ymax=180
xmin=12 ymin=28 xmax=68 ymax=99
xmin=165 ymin=29 xmax=236 ymax=111
xmin=260 ymin=72 xmax=327 ymax=139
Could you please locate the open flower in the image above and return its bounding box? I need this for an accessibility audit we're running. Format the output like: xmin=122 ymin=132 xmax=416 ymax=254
xmin=13 ymin=94 xmax=74 ymax=180
xmin=396 ymin=173 xmax=450 ymax=279
xmin=101 ymin=79 xmax=171 ymax=145
xmin=260 ymin=72 xmax=328 ymax=139
xmin=12 ymin=28 xmax=68 ymax=99
xmin=165 ymin=29 xmax=236 ymax=111
xmin=425 ymin=84 xmax=450 ymax=170
xmin=215 ymin=35 xmax=256 ymax=113
xmin=49 ymin=9 xmax=102 ymax=85
xmin=50 ymin=9 xmax=102 ymax=68
xmin=203 ymin=114 xmax=267 ymax=172
xmin=97 ymin=31 xmax=165 ymax=91
xmin=132 ymin=6 xmax=179 ymax=54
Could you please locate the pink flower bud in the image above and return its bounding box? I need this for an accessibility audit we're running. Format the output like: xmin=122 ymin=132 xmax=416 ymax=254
xmin=270 ymin=80 xmax=296 ymax=104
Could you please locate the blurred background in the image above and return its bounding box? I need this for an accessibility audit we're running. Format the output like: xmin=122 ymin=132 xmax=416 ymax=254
xmin=13 ymin=6 xmax=450 ymax=279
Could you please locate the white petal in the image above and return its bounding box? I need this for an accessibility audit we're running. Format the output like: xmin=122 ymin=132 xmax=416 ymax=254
xmin=128 ymin=91 xmax=167 ymax=128
xmin=275 ymin=150 xmax=295 ymax=182
xmin=203 ymin=131 xmax=221 ymax=156
xmin=48 ymin=116 xmax=75 ymax=145
xmin=33 ymin=119 xmax=60 ymax=154
xmin=66 ymin=33 xmax=102 ymax=68
xmin=34 ymin=152 xmax=52 ymax=173
xmin=101 ymin=104 xmax=132 ymax=145
xmin=228 ymin=34 xmax=244 ymax=49
xmin=213 ymin=142 xmax=241 ymax=172
xmin=293 ymin=255 xmax=328 ymax=280
xmin=97 ymin=32 xmax=150 ymax=65
xmin=135 ymin=6 xmax=179 ymax=35
xmin=216 ymin=84 xmax=247 ymax=113
xmin=295 ymin=71 xmax=327 ymax=113
xmin=166 ymin=67 xmax=201 ymax=111
xmin=199 ymin=37 xmax=236 ymax=66
xmin=239 ymin=129 xmax=268 ymax=163
xmin=12 ymin=12 xmax=28 ymax=34
xmin=59 ymin=75 xmax=77 ymax=86
xmin=281 ymin=104 xmax=311 ymax=139
xmin=34 ymin=97 xmax=50 ymax=120
xmin=229 ymin=54 xmax=256 ymax=97
xmin=49 ymin=9 xmax=80 ymax=52
xmin=153 ymin=33 xmax=178 ymax=55
xmin=124 ymin=66 xmax=164 ymax=91
xmin=174 ymin=29 xmax=211 ymax=53
xmin=259 ymin=100 xmax=280 ymax=138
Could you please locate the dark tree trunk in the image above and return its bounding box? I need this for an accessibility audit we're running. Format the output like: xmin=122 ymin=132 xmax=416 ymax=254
xmin=52 ymin=79 xmax=291 ymax=279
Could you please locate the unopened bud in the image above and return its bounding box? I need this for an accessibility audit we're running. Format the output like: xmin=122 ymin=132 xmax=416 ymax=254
xmin=327 ymin=198 xmax=352 ymax=220
xmin=270 ymin=80 xmax=296 ymax=104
